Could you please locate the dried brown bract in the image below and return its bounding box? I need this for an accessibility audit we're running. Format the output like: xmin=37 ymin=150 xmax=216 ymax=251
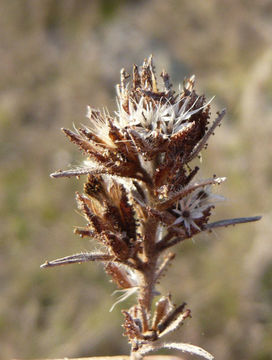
xmin=41 ymin=56 xmax=261 ymax=360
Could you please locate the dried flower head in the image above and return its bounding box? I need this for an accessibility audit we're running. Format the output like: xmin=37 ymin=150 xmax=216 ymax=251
xmin=41 ymin=56 xmax=261 ymax=360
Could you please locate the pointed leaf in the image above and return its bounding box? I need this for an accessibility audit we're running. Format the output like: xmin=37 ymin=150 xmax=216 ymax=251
xmin=40 ymin=252 xmax=113 ymax=268
xmin=162 ymin=342 xmax=214 ymax=360
xmin=205 ymin=216 xmax=261 ymax=229
xmin=157 ymin=177 xmax=226 ymax=211
xmin=187 ymin=109 xmax=226 ymax=162
xmin=139 ymin=342 xmax=214 ymax=360
xmin=158 ymin=309 xmax=191 ymax=338
xmin=152 ymin=296 xmax=173 ymax=330
xmin=157 ymin=303 xmax=187 ymax=334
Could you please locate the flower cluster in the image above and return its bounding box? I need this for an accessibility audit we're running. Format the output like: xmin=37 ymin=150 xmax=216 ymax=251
xmin=41 ymin=56 xmax=260 ymax=360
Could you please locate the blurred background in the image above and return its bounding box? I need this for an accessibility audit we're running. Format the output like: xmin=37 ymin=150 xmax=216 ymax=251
xmin=1 ymin=1 xmax=271 ymax=359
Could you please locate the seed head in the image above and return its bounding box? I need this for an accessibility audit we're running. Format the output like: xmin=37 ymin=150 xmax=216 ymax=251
xmin=42 ymin=56 xmax=261 ymax=360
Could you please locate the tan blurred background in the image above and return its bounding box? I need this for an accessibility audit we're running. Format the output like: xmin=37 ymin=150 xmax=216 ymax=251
xmin=0 ymin=1 xmax=271 ymax=359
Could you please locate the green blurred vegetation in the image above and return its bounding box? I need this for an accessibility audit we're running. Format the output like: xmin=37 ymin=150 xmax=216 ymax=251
xmin=0 ymin=0 xmax=271 ymax=359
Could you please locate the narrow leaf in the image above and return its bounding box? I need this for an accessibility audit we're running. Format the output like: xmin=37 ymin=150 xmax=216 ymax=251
xmin=139 ymin=342 xmax=214 ymax=360
xmin=152 ymin=296 xmax=173 ymax=330
xmin=158 ymin=216 xmax=262 ymax=251
xmin=157 ymin=177 xmax=226 ymax=210
xmin=50 ymin=167 xmax=106 ymax=179
xmin=162 ymin=342 xmax=214 ymax=360
xmin=187 ymin=109 xmax=226 ymax=162
xmin=40 ymin=252 xmax=113 ymax=268
xmin=158 ymin=309 xmax=191 ymax=338
xmin=154 ymin=253 xmax=175 ymax=283
xmin=205 ymin=216 xmax=262 ymax=230
xmin=157 ymin=303 xmax=187 ymax=334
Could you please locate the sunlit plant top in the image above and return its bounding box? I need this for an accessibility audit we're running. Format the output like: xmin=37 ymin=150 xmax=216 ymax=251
xmin=41 ymin=56 xmax=261 ymax=360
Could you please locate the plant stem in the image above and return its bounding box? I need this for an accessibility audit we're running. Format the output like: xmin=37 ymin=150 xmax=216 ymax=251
xmin=130 ymin=350 xmax=143 ymax=360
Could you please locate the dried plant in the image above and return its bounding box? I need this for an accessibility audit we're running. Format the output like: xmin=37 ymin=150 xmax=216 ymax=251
xmin=41 ymin=56 xmax=261 ymax=360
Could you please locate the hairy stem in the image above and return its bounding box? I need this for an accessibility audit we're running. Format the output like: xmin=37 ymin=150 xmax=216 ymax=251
xmin=130 ymin=350 xmax=143 ymax=360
